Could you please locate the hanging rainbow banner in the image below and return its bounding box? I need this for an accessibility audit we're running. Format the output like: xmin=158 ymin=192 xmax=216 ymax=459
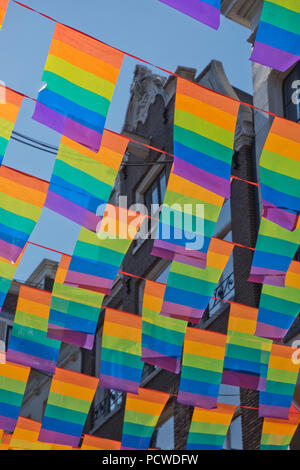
xmin=0 ymin=166 xmax=48 ymax=263
xmin=0 ymin=432 xmax=12 ymax=450
xmin=151 ymin=170 xmax=225 ymax=269
xmin=100 ymin=308 xmax=143 ymax=394
xmin=185 ymin=403 xmax=236 ymax=450
xmin=9 ymin=417 xmax=52 ymax=450
xmin=0 ymin=361 xmax=30 ymax=432
xmin=65 ymin=208 xmax=145 ymax=293
xmin=260 ymin=405 xmax=300 ymax=450
xmin=121 ymin=387 xmax=169 ymax=450
xmin=259 ymin=343 xmax=300 ymax=420
xmin=81 ymin=434 xmax=121 ymax=450
xmin=255 ymin=260 xmax=300 ymax=341
xmin=178 ymin=328 xmax=227 ymax=408
xmin=141 ymin=280 xmax=187 ymax=374
xmin=45 ymin=130 xmax=128 ymax=231
xmin=6 ymin=285 xmax=61 ymax=373
xmin=32 ymin=23 xmax=124 ymax=152
xmin=38 ymin=368 xmax=98 ymax=447
xmin=259 ymin=116 xmax=300 ymax=231
xmin=158 ymin=0 xmax=221 ymax=30
xmin=0 ymin=0 xmax=9 ymax=31
xmin=47 ymin=254 xmax=104 ymax=349
xmin=248 ymin=216 xmax=300 ymax=287
xmin=251 ymin=0 xmax=300 ymax=72
xmin=0 ymin=255 xmax=20 ymax=313
xmin=221 ymin=304 xmax=272 ymax=391
xmin=0 ymin=88 xmax=23 ymax=166
xmin=172 ymin=77 xmax=239 ymax=199
xmin=160 ymin=238 xmax=234 ymax=323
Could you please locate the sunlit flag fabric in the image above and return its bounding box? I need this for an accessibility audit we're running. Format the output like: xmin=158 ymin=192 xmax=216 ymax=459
xmin=32 ymin=23 xmax=124 ymax=152
xmin=248 ymin=216 xmax=300 ymax=287
xmin=221 ymin=304 xmax=272 ymax=391
xmin=260 ymin=405 xmax=300 ymax=450
xmin=6 ymin=285 xmax=61 ymax=374
xmin=161 ymin=238 xmax=234 ymax=323
xmin=9 ymin=417 xmax=52 ymax=450
xmin=259 ymin=343 xmax=300 ymax=420
xmin=47 ymin=254 xmax=104 ymax=350
xmin=45 ymin=130 xmax=128 ymax=231
xmin=121 ymin=387 xmax=169 ymax=450
xmin=0 ymin=254 xmax=21 ymax=313
xmin=0 ymin=88 xmax=23 ymax=166
xmin=0 ymin=431 xmax=11 ymax=450
xmin=178 ymin=328 xmax=227 ymax=408
xmin=173 ymin=77 xmax=239 ymax=199
xmin=259 ymin=116 xmax=300 ymax=231
xmin=99 ymin=308 xmax=143 ymax=394
xmin=38 ymin=368 xmax=98 ymax=447
xmin=0 ymin=166 xmax=48 ymax=263
xmin=0 ymin=361 xmax=30 ymax=432
xmin=255 ymin=260 xmax=300 ymax=341
xmin=185 ymin=403 xmax=236 ymax=450
xmin=0 ymin=0 xmax=8 ymax=30
xmin=158 ymin=0 xmax=221 ymax=30
xmin=141 ymin=280 xmax=187 ymax=374
xmin=151 ymin=169 xmax=225 ymax=269
xmin=64 ymin=207 xmax=145 ymax=293
xmin=250 ymin=0 xmax=300 ymax=72
xmin=81 ymin=434 xmax=121 ymax=450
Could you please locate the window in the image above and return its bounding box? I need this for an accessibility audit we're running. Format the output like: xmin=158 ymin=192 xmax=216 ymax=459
xmin=144 ymin=168 xmax=167 ymax=213
xmin=283 ymin=61 xmax=300 ymax=123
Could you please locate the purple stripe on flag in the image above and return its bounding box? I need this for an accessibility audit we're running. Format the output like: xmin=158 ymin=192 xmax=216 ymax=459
xmin=38 ymin=428 xmax=80 ymax=447
xmin=6 ymin=349 xmax=58 ymax=374
xmin=173 ymin=156 xmax=230 ymax=199
xmin=250 ymin=41 xmax=300 ymax=73
xmin=151 ymin=240 xmax=207 ymax=268
xmin=159 ymin=0 xmax=220 ymax=30
xmin=177 ymin=390 xmax=218 ymax=409
xmin=0 ymin=415 xmax=17 ymax=432
xmin=0 ymin=239 xmax=23 ymax=264
xmin=221 ymin=370 xmax=267 ymax=391
xmin=263 ymin=202 xmax=299 ymax=232
xmin=45 ymin=191 xmax=88 ymax=227
xmin=141 ymin=347 xmax=181 ymax=374
xmin=47 ymin=326 xmax=94 ymax=350
xmin=64 ymin=271 xmax=113 ymax=294
xmin=248 ymin=272 xmax=285 ymax=287
xmin=100 ymin=374 xmax=140 ymax=394
xmin=161 ymin=300 xmax=204 ymax=323
xmin=259 ymin=404 xmax=290 ymax=420
xmin=255 ymin=322 xmax=286 ymax=342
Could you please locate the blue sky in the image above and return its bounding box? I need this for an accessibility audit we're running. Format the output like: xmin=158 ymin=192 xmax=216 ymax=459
xmin=0 ymin=0 xmax=253 ymax=280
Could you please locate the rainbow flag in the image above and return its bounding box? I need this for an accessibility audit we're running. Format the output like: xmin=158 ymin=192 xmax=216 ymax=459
xmin=81 ymin=434 xmax=121 ymax=450
xmin=158 ymin=0 xmax=221 ymax=30
xmin=0 ymin=166 xmax=48 ymax=263
xmin=141 ymin=280 xmax=187 ymax=374
xmin=65 ymin=208 xmax=145 ymax=293
xmin=173 ymin=77 xmax=240 ymax=199
xmin=255 ymin=260 xmax=300 ymax=341
xmin=248 ymin=216 xmax=300 ymax=287
xmin=178 ymin=328 xmax=227 ymax=408
xmin=47 ymin=254 xmax=104 ymax=349
xmin=259 ymin=343 xmax=300 ymax=420
xmin=259 ymin=116 xmax=300 ymax=231
xmin=151 ymin=169 xmax=225 ymax=269
xmin=32 ymin=23 xmax=124 ymax=152
xmin=0 ymin=431 xmax=12 ymax=450
xmin=6 ymin=285 xmax=61 ymax=373
xmin=0 ymin=88 xmax=23 ymax=166
xmin=38 ymin=368 xmax=98 ymax=447
xmin=260 ymin=405 xmax=300 ymax=450
xmin=45 ymin=130 xmax=128 ymax=231
xmin=251 ymin=0 xmax=300 ymax=72
xmin=0 ymin=256 xmax=20 ymax=312
xmin=161 ymin=238 xmax=234 ymax=323
xmin=0 ymin=361 xmax=30 ymax=432
xmin=186 ymin=403 xmax=236 ymax=450
xmin=9 ymin=417 xmax=52 ymax=450
xmin=221 ymin=304 xmax=272 ymax=391
xmin=121 ymin=387 xmax=169 ymax=450
xmin=0 ymin=0 xmax=8 ymax=31
xmin=100 ymin=308 xmax=143 ymax=394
